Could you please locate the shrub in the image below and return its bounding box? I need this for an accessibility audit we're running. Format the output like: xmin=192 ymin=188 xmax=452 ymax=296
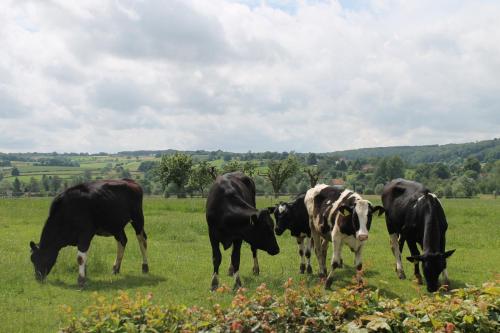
xmin=60 ymin=280 xmax=499 ymax=333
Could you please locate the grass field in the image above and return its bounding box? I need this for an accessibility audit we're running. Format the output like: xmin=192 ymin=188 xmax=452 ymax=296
xmin=0 ymin=196 xmax=498 ymax=332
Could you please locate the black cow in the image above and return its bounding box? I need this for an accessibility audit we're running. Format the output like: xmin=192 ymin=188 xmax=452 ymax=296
xmin=206 ymin=172 xmax=280 ymax=291
xmin=382 ymin=179 xmax=455 ymax=292
xmin=305 ymin=184 xmax=384 ymax=289
xmin=29 ymin=179 xmax=148 ymax=287
xmin=273 ymin=193 xmax=313 ymax=274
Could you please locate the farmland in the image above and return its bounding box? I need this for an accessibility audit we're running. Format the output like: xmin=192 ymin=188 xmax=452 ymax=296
xmin=0 ymin=196 xmax=498 ymax=332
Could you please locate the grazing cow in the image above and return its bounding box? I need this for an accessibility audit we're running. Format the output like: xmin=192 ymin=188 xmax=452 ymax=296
xmin=29 ymin=179 xmax=148 ymax=287
xmin=206 ymin=172 xmax=280 ymax=291
xmin=273 ymin=193 xmax=314 ymax=274
xmin=382 ymin=179 xmax=455 ymax=292
xmin=305 ymin=184 xmax=384 ymax=289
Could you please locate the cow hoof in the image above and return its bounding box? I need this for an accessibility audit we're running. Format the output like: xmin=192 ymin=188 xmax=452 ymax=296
xmin=318 ymin=272 xmax=326 ymax=278
xmin=253 ymin=267 xmax=260 ymax=276
xmin=78 ymin=276 xmax=86 ymax=288
xmin=397 ymin=271 xmax=406 ymax=280
xmin=233 ymin=280 xmax=242 ymax=291
xmin=306 ymin=265 xmax=313 ymax=274
xmin=210 ymin=274 xmax=219 ymax=291
xmin=299 ymin=264 xmax=306 ymax=274
xmin=112 ymin=265 xmax=120 ymax=274
xmin=325 ymin=277 xmax=333 ymax=290
xmin=228 ymin=266 xmax=234 ymax=276
xmin=142 ymin=264 xmax=149 ymax=274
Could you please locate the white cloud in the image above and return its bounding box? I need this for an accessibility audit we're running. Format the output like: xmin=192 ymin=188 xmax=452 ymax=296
xmin=0 ymin=0 xmax=499 ymax=153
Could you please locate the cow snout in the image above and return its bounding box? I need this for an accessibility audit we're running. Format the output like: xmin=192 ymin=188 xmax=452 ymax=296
xmin=357 ymin=234 xmax=368 ymax=241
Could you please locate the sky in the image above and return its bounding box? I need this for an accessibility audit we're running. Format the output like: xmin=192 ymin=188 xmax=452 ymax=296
xmin=0 ymin=0 xmax=499 ymax=153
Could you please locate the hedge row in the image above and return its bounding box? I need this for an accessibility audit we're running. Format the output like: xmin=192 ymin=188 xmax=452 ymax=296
xmin=60 ymin=280 xmax=499 ymax=333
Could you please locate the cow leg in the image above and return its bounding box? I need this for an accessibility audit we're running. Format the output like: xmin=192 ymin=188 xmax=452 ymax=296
xmin=441 ymin=269 xmax=450 ymax=289
xmin=112 ymin=231 xmax=127 ymax=274
xmin=76 ymin=234 xmax=93 ymax=288
xmin=231 ymin=239 xmax=243 ymax=290
xmin=136 ymin=230 xmax=149 ymax=273
xmin=210 ymin=236 xmax=222 ymax=291
xmin=297 ymin=236 xmax=306 ymax=274
xmin=407 ymin=242 xmax=423 ymax=284
xmin=325 ymin=233 xmax=342 ymax=289
xmin=305 ymin=236 xmax=313 ymax=274
xmin=390 ymin=233 xmax=406 ymax=279
xmin=354 ymin=243 xmax=365 ymax=283
xmin=311 ymin=229 xmax=326 ymax=277
xmin=251 ymin=246 xmax=259 ymax=275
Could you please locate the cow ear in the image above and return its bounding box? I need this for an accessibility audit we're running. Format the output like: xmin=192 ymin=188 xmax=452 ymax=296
xmin=372 ymin=205 xmax=385 ymax=216
xmin=406 ymin=255 xmax=424 ymax=263
xmin=30 ymin=241 xmax=38 ymax=252
xmin=444 ymin=249 xmax=455 ymax=259
xmin=338 ymin=205 xmax=353 ymax=216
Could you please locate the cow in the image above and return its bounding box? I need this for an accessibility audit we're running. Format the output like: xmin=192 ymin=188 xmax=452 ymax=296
xmin=305 ymin=184 xmax=384 ymax=289
xmin=273 ymin=193 xmax=314 ymax=274
xmin=382 ymin=179 xmax=455 ymax=292
xmin=29 ymin=179 xmax=148 ymax=287
xmin=206 ymin=172 xmax=280 ymax=291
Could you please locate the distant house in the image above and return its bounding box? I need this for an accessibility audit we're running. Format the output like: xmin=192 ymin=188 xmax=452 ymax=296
xmin=330 ymin=178 xmax=345 ymax=188
xmin=361 ymin=164 xmax=375 ymax=173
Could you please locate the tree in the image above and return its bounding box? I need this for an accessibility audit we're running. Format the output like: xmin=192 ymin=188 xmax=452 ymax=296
xmin=11 ymin=167 xmax=20 ymax=176
xmin=222 ymin=160 xmax=242 ymax=174
xmin=13 ymin=177 xmax=22 ymax=196
xmin=306 ymin=153 xmax=318 ymax=166
xmin=50 ymin=176 xmax=62 ymax=193
xmin=242 ymin=161 xmax=258 ymax=177
xmin=463 ymin=157 xmax=481 ymax=174
xmin=28 ymin=177 xmax=41 ymax=193
xmin=386 ymin=156 xmax=404 ymax=180
xmin=41 ymin=175 xmax=50 ymax=192
xmin=83 ymin=170 xmax=92 ymax=182
xmin=188 ymin=161 xmax=214 ymax=197
xmin=304 ymin=166 xmax=322 ymax=188
xmin=432 ymin=163 xmax=451 ymax=179
xmin=157 ymin=153 xmax=193 ymax=197
xmin=266 ymin=156 xmax=299 ymax=198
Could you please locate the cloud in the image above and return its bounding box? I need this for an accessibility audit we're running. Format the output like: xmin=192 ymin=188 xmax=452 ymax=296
xmin=0 ymin=0 xmax=499 ymax=153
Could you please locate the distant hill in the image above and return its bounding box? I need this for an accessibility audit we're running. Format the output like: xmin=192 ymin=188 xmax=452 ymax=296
xmin=328 ymin=138 xmax=500 ymax=164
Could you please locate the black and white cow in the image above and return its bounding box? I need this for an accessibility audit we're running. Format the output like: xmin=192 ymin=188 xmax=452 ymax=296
xmin=206 ymin=172 xmax=280 ymax=291
xmin=29 ymin=179 xmax=148 ymax=287
xmin=273 ymin=193 xmax=313 ymax=274
xmin=305 ymin=184 xmax=384 ymax=289
xmin=382 ymin=179 xmax=455 ymax=292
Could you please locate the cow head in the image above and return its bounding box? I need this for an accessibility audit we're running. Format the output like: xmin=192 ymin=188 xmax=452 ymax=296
xmin=29 ymin=241 xmax=57 ymax=281
xmin=407 ymin=249 xmax=455 ymax=292
xmin=338 ymin=200 xmax=384 ymax=241
xmin=249 ymin=210 xmax=280 ymax=255
xmin=273 ymin=202 xmax=291 ymax=236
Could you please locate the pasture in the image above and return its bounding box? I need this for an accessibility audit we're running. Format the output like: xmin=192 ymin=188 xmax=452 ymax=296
xmin=0 ymin=196 xmax=498 ymax=332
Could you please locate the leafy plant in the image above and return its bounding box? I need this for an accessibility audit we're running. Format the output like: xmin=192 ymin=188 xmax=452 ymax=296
xmin=60 ymin=280 xmax=499 ymax=333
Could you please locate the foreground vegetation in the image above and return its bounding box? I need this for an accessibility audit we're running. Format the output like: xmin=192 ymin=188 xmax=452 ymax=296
xmin=61 ymin=280 xmax=500 ymax=332
xmin=0 ymin=196 xmax=498 ymax=332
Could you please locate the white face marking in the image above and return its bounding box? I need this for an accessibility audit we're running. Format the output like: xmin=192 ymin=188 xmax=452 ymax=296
xmin=355 ymin=200 xmax=370 ymax=239
xmin=278 ymin=204 xmax=286 ymax=214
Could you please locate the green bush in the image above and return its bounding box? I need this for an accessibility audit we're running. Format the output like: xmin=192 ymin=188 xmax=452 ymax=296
xmin=60 ymin=280 xmax=499 ymax=333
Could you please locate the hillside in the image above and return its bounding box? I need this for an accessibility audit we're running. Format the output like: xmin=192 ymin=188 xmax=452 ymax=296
xmin=326 ymin=138 xmax=500 ymax=164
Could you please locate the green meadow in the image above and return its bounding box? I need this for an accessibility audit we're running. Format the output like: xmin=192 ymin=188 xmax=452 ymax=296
xmin=0 ymin=196 xmax=498 ymax=332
